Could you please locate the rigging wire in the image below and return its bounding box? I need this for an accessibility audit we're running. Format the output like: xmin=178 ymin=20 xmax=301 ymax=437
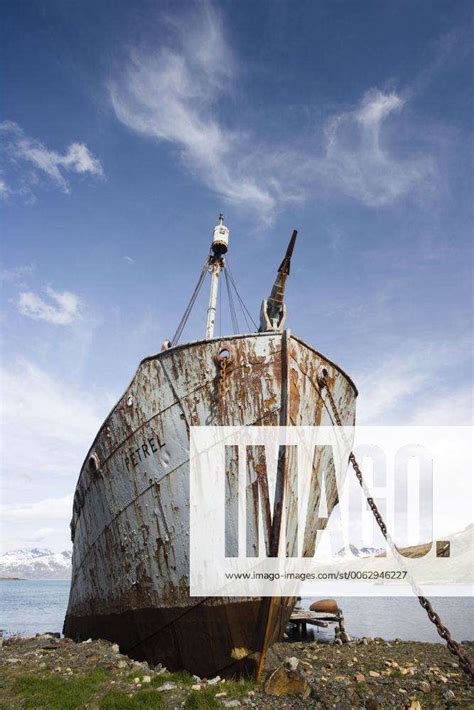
xmin=170 ymin=255 xmax=257 ymax=346
xmin=225 ymin=260 xmax=258 ymax=331
xmin=223 ymin=265 xmax=239 ymax=334
xmin=237 ymin=289 xmax=252 ymax=333
xmin=170 ymin=258 xmax=209 ymax=346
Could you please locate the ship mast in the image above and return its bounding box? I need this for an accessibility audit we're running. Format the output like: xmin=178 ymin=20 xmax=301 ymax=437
xmin=205 ymin=214 xmax=229 ymax=339
xmin=169 ymin=219 xmax=295 ymax=347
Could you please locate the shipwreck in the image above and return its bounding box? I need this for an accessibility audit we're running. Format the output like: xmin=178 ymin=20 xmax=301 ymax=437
xmin=64 ymin=216 xmax=357 ymax=678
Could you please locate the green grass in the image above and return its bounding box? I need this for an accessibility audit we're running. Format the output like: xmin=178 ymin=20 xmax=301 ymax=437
xmin=221 ymin=678 xmax=255 ymax=697
xmin=184 ymin=689 xmax=219 ymax=709
xmin=14 ymin=668 xmax=110 ymax=709
xmin=100 ymin=689 xmax=164 ymax=709
xmin=11 ymin=666 xmax=254 ymax=710
xmin=150 ymin=670 xmax=194 ymax=687
xmin=168 ymin=670 xmax=195 ymax=686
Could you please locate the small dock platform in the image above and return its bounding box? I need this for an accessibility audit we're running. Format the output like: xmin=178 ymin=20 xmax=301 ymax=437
xmin=289 ymin=603 xmax=347 ymax=641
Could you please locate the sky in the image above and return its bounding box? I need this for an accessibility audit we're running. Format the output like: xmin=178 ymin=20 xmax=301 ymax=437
xmin=0 ymin=0 xmax=472 ymax=554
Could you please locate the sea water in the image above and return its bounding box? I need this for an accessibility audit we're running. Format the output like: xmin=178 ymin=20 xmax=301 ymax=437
xmin=0 ymin=579 xmax=71 ymax=637
xmin=1 ymin=579 xmax=473 ymax=642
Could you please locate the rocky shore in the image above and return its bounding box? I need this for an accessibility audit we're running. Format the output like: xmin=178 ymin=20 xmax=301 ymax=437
xmin=0 ymin=633 xmax=473 ymax=708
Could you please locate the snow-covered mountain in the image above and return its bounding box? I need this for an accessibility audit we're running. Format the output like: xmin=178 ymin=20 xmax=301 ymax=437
xmin=0 ymin=548 xmax=72 ymax=579
xmin=336 ymin=544 xmax=384 ymax=559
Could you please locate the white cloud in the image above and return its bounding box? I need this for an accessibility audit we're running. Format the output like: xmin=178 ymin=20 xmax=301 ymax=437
xmin=0 ymin=360 xmax=103 ymax=483
xmin=356 ymin=355 xmax=429 ymax=424
xmin=0 ymin=264 xmax=35 ymax=284
xmin=0 ymin=178 xmax=10 ymax=198
xmin=26 ymin=526 xmax=55 ymax=541
xmin=355 ymin=339 xmax=472 ymax=426
xmin=356 ymin=90 xmax=404 ymax=125
xmin=409 ymin=387 xmax=473 ymax=427
xmin=0 ymin=496 xmax=72 ymax=522
xmin=0 ymin=360 xmax=111 ymax=551
xmin=59 ymin=143 xmax=103 ymax=175
xmin=17 ymin=286 xmax=80 ymax=325
xmin=109 ymin=5 xmax=436 ymax=220
xmin=313 ymin=88 xmax=436 ymax=207
xmin=0 ymin=121 xmax=103 ymax=196
xmin=109 ymin=5 xmax=275 ymax=218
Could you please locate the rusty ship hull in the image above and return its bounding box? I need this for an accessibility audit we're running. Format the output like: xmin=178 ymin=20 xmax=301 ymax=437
xmin=64 ymin=330 xmax=357 ymax=677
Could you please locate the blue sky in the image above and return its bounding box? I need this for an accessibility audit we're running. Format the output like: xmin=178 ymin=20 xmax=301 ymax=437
xmin=1 ymin=0 xmax=472 ymax=552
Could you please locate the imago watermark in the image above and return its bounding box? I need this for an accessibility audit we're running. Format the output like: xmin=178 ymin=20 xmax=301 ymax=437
xmin=189 ymin=426 xmax=473 ymax=597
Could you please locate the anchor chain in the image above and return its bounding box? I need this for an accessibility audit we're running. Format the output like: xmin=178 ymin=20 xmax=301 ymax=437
xmin=219 ymin=355 xmax=228 ymax=398
xmin=318 ymin=374 xmax=474 ymax=679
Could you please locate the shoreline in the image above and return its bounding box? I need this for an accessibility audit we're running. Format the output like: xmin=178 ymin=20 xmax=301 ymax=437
xmin=1 ymin=634 xmax=472 ymax=708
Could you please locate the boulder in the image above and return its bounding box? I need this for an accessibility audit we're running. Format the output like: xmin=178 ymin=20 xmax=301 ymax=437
xmin=207 ymin=676 xmax=221 ymax=685
xmin=265 ymin=665 xmax=310 ymax=698
xmin=157 ymin=682 xmax=177 ymax=691
xmin=37 ymin=637 xmax=59 ymax=650
xmin=284 ymin=656 xmax=299 ymax=671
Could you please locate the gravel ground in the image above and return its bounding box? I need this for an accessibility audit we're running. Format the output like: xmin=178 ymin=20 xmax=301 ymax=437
xmin=0 ymin=633 xmax=473 ymax=708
